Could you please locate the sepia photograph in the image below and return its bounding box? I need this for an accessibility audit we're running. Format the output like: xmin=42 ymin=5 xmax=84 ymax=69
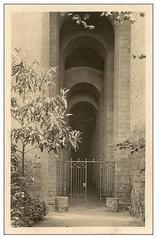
xmin=4 ymin=4 xmax=153 ymax=235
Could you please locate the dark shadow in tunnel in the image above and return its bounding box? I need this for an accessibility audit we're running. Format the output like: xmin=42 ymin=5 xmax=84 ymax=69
xmin=69 ymin=101 xmax=99 ymax=199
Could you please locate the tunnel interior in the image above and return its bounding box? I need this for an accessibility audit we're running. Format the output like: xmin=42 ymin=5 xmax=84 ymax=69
xmin=69 ymin=102 xmax=98 ymax=196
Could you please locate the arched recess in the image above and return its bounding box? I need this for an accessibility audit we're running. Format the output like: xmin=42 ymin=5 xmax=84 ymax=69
xmin=62 ymin=42 xmax=104 ymax=162
xmin=58 ymin=13 xmax=115 ymax=199
xmin=67 ymin=82 xmax=101 ymax=163
xmin=69 ymin=95 xmax=98 ymax=112
xmin=60 ymin=35 xmax=106 ymax=163
xmin=60 ymin=36 xmax=105 ymax=164
xmin=59 ymin=11 xmax=115 ymax=160
xmin=63 ymin=35 xmax=107 ymax=64
xmin=59 ymin=12 xmax=114 ymax=57
xmin=59 ymin=35 xmax=106 ymax=91
xmin=65 ymin=47 xmax=104 ymax=70
xmin=59 ymin=28 xmax=114 ymax=158
xmin=69 ymin=101 xmax=97 ymax=160
xmin=68 ymin=82 xmax=100 ymax=103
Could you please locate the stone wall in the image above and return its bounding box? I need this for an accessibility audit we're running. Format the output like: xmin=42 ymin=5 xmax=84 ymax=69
xmin=130 ymin=13 xmax=146 ymax=220
xmin=130 ymin=149 xmax=145 ymax=221
xmin=130 ymin=13 xmax=145 ymax=140
xmin=113 ymin=22 xmax=131 ymax=202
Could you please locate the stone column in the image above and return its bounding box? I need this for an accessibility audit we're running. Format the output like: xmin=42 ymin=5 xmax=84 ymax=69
xmin=99 ymin=93 xmax=103 ymax=160
xmin=41 ymin=12 xmax=60 ymax=90
xmin=113 ymin=22 xmax=131 ymax=202
xmin=104 ymin=50 xmax=114 ymax=162
xmin=40 ymin=13 xmax=60 ymax=210
xmin=49 ymin=12 xmax=60 ymax=208
xmin=49 ymin=12 xmax=60 ymax=93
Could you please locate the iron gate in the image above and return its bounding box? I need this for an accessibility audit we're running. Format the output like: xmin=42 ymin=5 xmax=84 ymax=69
xmin=68 ymin=160 xmax=88 ymax=199
xmin=57 ymin=159 xmax=115 ymax=200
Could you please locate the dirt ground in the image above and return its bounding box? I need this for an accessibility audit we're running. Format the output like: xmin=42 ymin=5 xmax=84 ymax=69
xmin=34 ymin=199 xmax=144 ymax=227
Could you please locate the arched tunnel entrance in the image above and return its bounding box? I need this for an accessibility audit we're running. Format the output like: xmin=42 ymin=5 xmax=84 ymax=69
xmin=57 ymin=13 xmax=115 ymax=202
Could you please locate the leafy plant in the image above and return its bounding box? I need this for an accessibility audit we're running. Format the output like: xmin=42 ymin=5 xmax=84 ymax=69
xmin=111 ymin=138 xmax=145 ymax=153
xmin=11 ymin=49 xmax=81 ymax=227
xmin=66 ymin=11 xmax=145 ymax=29
xmin=11 ymin=49 xmax=81 ymax=175
xmin=11 ymin=151 xmax=47 ymax=227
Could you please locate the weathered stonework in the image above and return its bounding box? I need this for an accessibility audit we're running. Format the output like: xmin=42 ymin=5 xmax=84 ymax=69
xmin=55 ymin=196 xmax=69 ymax=212
xmin=106 ymin=197 xmax=119 ymax=212
xmin=113 ymin=22 xmax=131 ymax=202
xmin=130 ymin=149 xmax=145 ymax=221
xmin=129 ymin=13 xmax=146 ymax=220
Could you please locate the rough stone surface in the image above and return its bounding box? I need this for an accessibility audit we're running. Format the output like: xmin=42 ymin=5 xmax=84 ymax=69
xmin=106 ymin=197 xmax=119 ymax=212
xmin=55 ymin=196 xmax=69 ymax=212
xmin=113 ymin=22 xmax=131 ymax=202
xmin=129 ymin=14 xmax=146 ymax=221
xmin=130 ymin=149 xmax=145 ymax=221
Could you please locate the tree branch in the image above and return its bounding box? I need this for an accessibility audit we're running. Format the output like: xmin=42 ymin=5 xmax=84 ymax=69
xmin=16 ymin=149 xmax=23 ymax=154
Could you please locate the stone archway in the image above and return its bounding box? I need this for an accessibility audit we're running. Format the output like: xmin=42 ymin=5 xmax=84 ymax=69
xmin=62 ymin=41 xmax=105 ymax=160
xmin=57 ymin=13 xmax=117 ymax=202
xmin=59 ymin=16 xmax=115 ymax=163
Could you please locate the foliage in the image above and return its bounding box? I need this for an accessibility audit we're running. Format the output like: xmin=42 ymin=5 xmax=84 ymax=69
xmin=11 ymin=49 xmax=81 ymax=227
xmin=11 ymin=49 xmax=81 ymax=175
xmin=11 ymin=151 xmax=47 ymax=227
xmin=111 ymin=138 xmax=145 ymax=153
xmin=131 ymin=54 xmax=146 ymax=60
xmin=66 ymin=11 xmax=145 ymax=29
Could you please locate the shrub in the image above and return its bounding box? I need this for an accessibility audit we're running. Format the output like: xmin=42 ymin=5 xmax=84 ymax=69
xmin=11 ymin=152 xmax=47 ymax=227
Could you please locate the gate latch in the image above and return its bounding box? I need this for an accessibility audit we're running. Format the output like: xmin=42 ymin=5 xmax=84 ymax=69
xmin=83 ymin=182 xmax=86 ymax=187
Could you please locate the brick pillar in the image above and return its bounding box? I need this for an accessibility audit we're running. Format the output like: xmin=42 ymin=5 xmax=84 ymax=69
xmin=40 ymin=13 xmax=60 ymax=210
xmin=113 ymin=22 xmax=131 ymax=202
xmin=49 ymin=12 xmax=60 ymax=92
xmin=48 ymin=13 xmax=60 ymax=209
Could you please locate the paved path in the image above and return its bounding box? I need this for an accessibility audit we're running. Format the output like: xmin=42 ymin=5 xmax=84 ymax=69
xmin=34 ymin=200 xmax=144 ymax=227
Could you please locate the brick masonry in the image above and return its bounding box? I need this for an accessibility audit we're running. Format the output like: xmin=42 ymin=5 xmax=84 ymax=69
xmin=113 ymin=22 xmax=131 ymax=202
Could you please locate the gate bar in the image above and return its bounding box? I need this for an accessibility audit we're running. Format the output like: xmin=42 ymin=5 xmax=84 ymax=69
xmin=85 ymin=158 xmax=87 ymax=199
xmin=66 ymin=159 xmax=115 ymax=200
xmin=70 ymin=158 xmax=72 ymax=198
xmin=99 ymin=158 xmax=102 ymax=201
